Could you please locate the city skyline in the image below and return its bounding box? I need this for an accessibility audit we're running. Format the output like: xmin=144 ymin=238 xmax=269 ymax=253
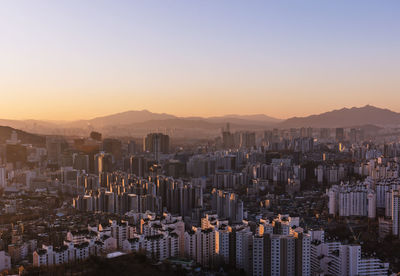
xmin=1 ymin=0 xmax=399 ymax=120
xmin=3 ymin=1 xmax=400 ymax=275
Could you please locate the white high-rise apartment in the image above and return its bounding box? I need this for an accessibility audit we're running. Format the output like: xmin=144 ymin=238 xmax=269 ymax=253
xmin=217 ymin=225 xmax=231 ymax=264
xmin=252 ymin=235 xmax=265 ymax=276
xmin=251 ymin=231 xmax=311 ymax=276
xmin=0 ymin=251 xmax=11 ymax=272
xmin=236 ymin=228 xmax=253 ymax=275
xmin=392 ymin=190 xmax=400 ymax=236
xmin=328 ymin=183 xmax=376 ymax=218
xmin=310 ymin=230 xmax=389 ymax=276
xmin=0 ymin=166 xmax=6 ymax=188
xmin=184 ymin=226 xmax=218 ymax=268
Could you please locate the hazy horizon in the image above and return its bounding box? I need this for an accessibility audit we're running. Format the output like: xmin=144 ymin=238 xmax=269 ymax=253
xmin=0 ymin=104 xmax=398 ymax=123
xmin=1 ymin=0 xmax=399 ymax=120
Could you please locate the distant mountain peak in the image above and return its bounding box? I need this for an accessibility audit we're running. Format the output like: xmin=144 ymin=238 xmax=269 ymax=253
xmin=1 ymin=106 xmax=398 ymax=137
xmin=280 ymin=105 xmax=400 ymax=128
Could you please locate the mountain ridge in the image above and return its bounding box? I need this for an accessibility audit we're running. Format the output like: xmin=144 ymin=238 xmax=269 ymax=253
xmin=0 ymin=105 xmax=399 ymax=137
xmin=0 ymin=125 xmax=46 ymax=146
xmin=279 ymin=105 xmax=400 ymax=128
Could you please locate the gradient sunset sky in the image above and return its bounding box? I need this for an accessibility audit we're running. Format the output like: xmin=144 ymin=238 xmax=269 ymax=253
xmin=1 ymin=0 xmax=399 ymax=121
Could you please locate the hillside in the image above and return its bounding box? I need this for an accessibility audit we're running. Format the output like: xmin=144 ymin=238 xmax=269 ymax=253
xmin=279 ymin=105 xmax=400 ymax=128
xmin=0 ymin=126 xmax=46 ymax=146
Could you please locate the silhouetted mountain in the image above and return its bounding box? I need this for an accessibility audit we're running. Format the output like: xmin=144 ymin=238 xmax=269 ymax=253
xmin=206 ymin=114 xmax=282 ymax=123
xmin=0 ymin=126 xmax=46 ymax=146
xmin=0 ymin=119 xmax=59 ymax=133
xmin=69 ymin=110 xmax=178 ymax=128
xmin=60 ymin=110 xmax=280 ymax=136
xmin=279 ymin=105 xmax=400 ymax=128
xmin=0 ymin=106 xmax=398 ymax=137
xmin=79 ymin=110 xmax=281 ymax=127
xmin=0 ymin=110 xmax=279 ymax=137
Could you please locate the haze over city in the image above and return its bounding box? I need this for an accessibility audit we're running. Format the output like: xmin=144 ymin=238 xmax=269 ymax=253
xmin=1 ymin=0 xmax=399 ymax=120
xmin=2 ymin=1 xmax=400 ymax=276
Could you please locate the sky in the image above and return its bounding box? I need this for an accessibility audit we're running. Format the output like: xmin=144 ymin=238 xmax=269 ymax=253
xmin=0 ymin=0 xmax=399 ymax=121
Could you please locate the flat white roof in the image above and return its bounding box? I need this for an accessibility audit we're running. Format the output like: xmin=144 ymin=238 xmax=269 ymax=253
xmin=106 ymin=251 xmax=126 ymax=259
